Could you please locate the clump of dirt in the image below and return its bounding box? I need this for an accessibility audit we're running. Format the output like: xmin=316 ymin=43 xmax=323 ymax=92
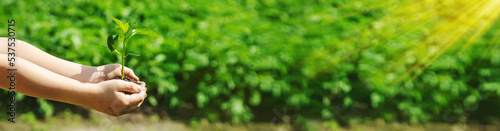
xmin=113 ymin=76 xmax=141 ymax=85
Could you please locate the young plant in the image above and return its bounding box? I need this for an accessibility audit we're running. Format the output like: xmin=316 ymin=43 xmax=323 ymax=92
xmin=106 ymin=16 xmax=158 ymax=80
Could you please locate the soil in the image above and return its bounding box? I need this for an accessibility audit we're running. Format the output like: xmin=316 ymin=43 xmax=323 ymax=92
xmin=113 ymin=76 xmax=141 ymax=85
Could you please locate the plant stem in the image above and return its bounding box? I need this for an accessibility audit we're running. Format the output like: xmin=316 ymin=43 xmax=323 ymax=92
xmin=121 ymin=39 xmax=126 ymax=80
xmin=121 ymin=56 xmax=125 ymax=79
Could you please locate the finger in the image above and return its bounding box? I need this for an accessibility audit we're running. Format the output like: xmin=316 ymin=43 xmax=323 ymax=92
xmin=129 ymin=97 xmax=143 ymax=109
xmin=122 ymin=94 xmax=146 ymax=114
xmin=116 ymin=81 xmax=142 ymax=93
xmin=139 ymin=81 xmax=146 ymax=91
xmin=125 ymin=89 xmax=147 ymax=104
xmin=122 ymin=104 xmax=140 ymax=114
xmin=111 ymin=67 xmax=122 ymax=79
xmin=123 ymin=67 xmax=139 ymax=81
xmin=137 ymin=100 xmax=144 ymax=108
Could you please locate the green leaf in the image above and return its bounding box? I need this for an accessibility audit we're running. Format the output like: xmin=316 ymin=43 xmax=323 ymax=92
xmin=126 ymin=25 xmax=134 ymax=40
xmin=480 ymin=82 xmax=500 ymax=91
xmin=323 ymin=96 xmax=330 ymax=106
xmin=15 ymin=93 xmax=25 ymax=101
xmin=128 ymin=52 xmax=140 ymax=56
xmin=111 ymin=16 xmax=128 ymax=33
xmin=107 ymin=35 xmax=115 ymax=52
xmin=249 ymin=92 xmax=261 ymax=106
xmin=321 ymin=108 xmax=333 ymax=119
xmin=133 ymin=27 xmax=159 ymax=38
xmin=111 ymin=16 xmax=124 ymax=26
xmin=115 ymin=26 xmax=124 ymax=36
xmin=148 ymin=96 xmax=158 ymax=106
xmin=196 ymin=92 xmax=208 ymax=108
xmin=37 ymin=99 xmax=54 ymax=117
xmin=114 ymin=34 xmax=119 ymax=42
xmin=371 ymin=92 xmax=384 ymax=108
xmin=123 ymin=22 xmax=130 ymax=33
xmin=170 ymin=97 xmax=179 ymax=108
xmin=339 ymin=81 xmax=351 ymax=93
xmin=20 ymin=112 xmax=37 ymax=126
xmin=343 ymin=97 xmax=352 ymax=108
xmin=464 ymin=95 xmax=477 ymax=107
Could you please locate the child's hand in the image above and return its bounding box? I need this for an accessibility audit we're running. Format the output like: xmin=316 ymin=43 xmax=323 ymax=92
xmin=86 ymin=80 xmax=147 ymax=116
xmin=88 ymin=64 xmax=140 ymax=83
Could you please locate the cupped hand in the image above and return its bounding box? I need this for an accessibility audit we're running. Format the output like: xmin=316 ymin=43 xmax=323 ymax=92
xmin=87 ymin=80 xmax=147 ymax=116
xmin=88 ymin=64 xmax=139 ymax=83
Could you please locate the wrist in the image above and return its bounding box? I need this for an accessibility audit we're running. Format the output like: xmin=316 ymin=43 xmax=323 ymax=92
xmin=71 ymin=83 xmax=100 ymax=108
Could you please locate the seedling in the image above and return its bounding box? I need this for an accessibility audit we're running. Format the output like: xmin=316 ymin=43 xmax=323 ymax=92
xmin=106 ymin=16 xmax=158 ymax=80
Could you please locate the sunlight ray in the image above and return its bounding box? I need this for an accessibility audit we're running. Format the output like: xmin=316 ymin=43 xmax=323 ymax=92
xmin=389 ymin=0 xmax=491 ymax=89
xmin=409 ymin=0 xmax=500 ymax=82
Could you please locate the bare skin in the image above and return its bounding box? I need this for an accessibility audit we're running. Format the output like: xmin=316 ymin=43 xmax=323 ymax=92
xmin=0 ymin=38 xmax=147 ymax=116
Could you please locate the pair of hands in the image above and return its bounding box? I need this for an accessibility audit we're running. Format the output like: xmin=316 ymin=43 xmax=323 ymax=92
xmin=0 ymin=38 xmax=146 ymax=116
xmin=86 ymin=64 xmax=147 ymax=116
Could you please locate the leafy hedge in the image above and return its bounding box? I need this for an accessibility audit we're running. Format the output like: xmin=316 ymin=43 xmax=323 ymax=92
xmin=1 ymin=0 xmax=500 ymax=124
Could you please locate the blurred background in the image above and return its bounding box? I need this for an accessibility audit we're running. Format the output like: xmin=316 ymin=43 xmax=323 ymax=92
xmin=1 ymin=0 xmax=500 ymax=130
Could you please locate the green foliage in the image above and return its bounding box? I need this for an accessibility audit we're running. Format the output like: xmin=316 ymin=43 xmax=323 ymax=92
xmin=1 ymin=0 xmax=500 ymax=125
xmin=106 ymin=16 xmax=158 ymax=79
xmin=20 ymin=112 xmax=37 ymax=126
xmin=322 ymin=120 xmax=341 ymax=131
xmin=37 ymin=99 xmax=54 ymax=117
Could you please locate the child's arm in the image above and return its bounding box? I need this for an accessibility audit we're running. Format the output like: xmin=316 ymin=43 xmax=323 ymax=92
xmin=0 ymin=54 xmax=147 ymax=116
xmin=0 ymin=37 xmax=139 ymax=83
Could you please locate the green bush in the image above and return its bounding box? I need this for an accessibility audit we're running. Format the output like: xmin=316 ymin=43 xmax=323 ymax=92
xmin=1 ymin=0 xmax=500 ymax=125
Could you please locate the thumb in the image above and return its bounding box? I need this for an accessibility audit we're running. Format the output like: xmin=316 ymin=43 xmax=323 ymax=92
xmin=117 ymin=81 xmax=142 ymax=93
xmin=123 ymin=67 xmax=139 ymax=81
